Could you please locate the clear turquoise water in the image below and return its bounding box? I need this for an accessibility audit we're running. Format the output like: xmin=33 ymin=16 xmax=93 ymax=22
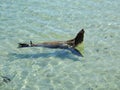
xmin=0 ymin=0 xmax=120 ymax=90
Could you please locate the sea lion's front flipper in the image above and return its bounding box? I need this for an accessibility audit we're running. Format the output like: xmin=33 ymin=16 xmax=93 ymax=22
xmin=68 ymin=48 xmax=83 ymax=57
xmin=66 ymin=29 xmax=84 ymax=56
xmin=66 ymin=29 xmax=84 ymax=47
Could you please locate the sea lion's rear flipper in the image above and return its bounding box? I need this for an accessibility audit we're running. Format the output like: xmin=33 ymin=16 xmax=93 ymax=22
xmin=18 ymin=41 xmax=33 ymax=48
xmin=18 ymin=43 xmax=30 ymax=48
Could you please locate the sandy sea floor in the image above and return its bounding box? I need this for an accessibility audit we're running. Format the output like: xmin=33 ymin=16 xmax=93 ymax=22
xmin=0 ymin=0 xmax=120 ymax=90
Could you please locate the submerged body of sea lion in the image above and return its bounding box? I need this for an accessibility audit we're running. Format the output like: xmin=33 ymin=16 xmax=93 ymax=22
xmin=18 ymin=29 xmax=85 ymax=56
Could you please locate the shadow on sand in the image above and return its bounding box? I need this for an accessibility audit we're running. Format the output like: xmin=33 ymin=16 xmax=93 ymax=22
xmin=10 ymin=50 xmax=81 ymax=61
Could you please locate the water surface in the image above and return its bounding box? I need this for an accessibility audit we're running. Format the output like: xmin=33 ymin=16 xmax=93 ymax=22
xmin=0 ymin=0 xmax=120 ymax=90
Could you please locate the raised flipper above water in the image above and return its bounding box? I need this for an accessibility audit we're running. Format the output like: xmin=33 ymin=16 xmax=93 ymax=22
xmin=18 ymin=29 xmax=85 ymax=56
xmin=66 ymin=29 xmax=84 ymax=47
xmin=66 ymin=29 xmax=84 ymax=56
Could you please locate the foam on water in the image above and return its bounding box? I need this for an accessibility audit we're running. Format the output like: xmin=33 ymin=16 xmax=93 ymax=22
xmin=0 ymin=0 xmax=120 ymax=90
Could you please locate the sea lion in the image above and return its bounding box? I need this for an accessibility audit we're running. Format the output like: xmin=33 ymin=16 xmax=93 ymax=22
xmin=18 ymin=29 xmax=85 ymax=56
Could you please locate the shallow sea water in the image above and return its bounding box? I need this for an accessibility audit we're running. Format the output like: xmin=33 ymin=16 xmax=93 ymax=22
xmin=0 ymin=0 xmax=120 ymax=90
